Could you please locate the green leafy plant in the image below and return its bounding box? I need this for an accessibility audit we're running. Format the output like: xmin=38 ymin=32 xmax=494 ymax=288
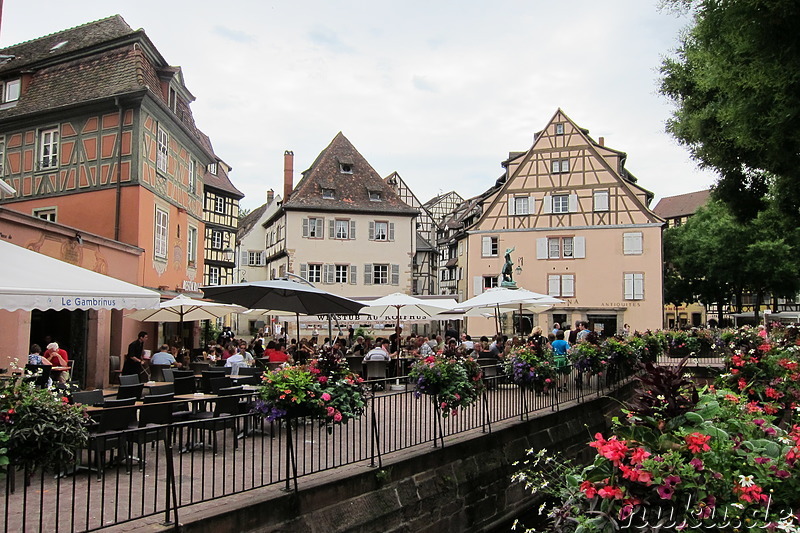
xmin=504 ymin=346 xmax=557 ymax=392
xmin=409 ymin=355 xmax=484 ymax=417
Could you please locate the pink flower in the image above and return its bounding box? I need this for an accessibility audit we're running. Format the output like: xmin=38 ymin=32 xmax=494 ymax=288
xmin=326 ymin=406 xmax=335 ymax=416
xmin=321 ymin=392 xmax=331 ymax=401
xmin=630 ymin=447 xmax=651 ymax=466
xmin=689 ymin=458 xmax=704 ymax=471
xmin=318 ymin=376 xmax=328 ymax=383
xmin=333 ymin=411 xmax=343 ymax=422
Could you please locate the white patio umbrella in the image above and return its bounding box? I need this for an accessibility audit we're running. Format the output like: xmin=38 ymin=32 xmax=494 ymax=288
xmin=126 ymin=294 xmax=246 ymax=323
xmin=453 ymin=287 xmax=564 ymax=334
xmin=359 ymin=293 xmax=456 ymax=329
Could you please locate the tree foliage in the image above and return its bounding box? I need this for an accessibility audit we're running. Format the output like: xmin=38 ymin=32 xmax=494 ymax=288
xmin=660 ymin=0 xmax=800 ymax=221
xmin=664 ymin=199 xmax=800 ymax=321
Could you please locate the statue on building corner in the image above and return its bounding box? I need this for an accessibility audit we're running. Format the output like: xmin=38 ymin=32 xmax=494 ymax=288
xmin=501 ymin=247 xmax=517 ymax=288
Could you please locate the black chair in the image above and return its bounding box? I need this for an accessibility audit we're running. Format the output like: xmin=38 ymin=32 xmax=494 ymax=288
xmin=148 ymin=364 xmax=170 ymax=382
xmin=134 ymin=394 xmax=175 ymax=467
xmin=172 ymin=369 xmax=195 ymax=380
xmin=266 ymin=362 xmax=284 ymax=372
xmin=345 ymin=356 xmax=364 ymax=374
xmin=201 ymin=369 xmax=227 ymax=393
xmin=109 ymin=355 xmax=122 ymax=384
xmin=119 ymin=374 xmax=140 ymax=386
xmin=365 ymin=360 xmax=388 ymax=391
xmin=173 ymin=376 xmax=196 ymax=395
xmin=116 ymin=383 xmax=144 ymax=401
xmin=190 ymin=390 xmax=242 ymax=452
xmin=190 ymin=361 xmax=210 ymax=375
xmin=89 ymin=398 xmax=137 ymax=479
xmin=233 ymin=375 xmax=259 ymax=386
xmin=477 ymin=358 xmax=499 ymax=387
xmin=235 ymin=367 xmax=258 ymax=376
xmin=253 ymin=358 xmax=270 ymax=370
xmin=72 ymin=390 xmax=105 ymax=407
xmin=209 ymin=376 xmax=233 ymax=395
xmin=24 ymin=364 xmax=52 ymax=388
xmin=162 ymin=368 xmax=175 ymax=383
xmin=147 ymin=384 xmax=175 ymax=396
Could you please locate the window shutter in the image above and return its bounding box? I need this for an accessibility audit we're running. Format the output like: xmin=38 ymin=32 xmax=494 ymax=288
xmin=507 ymin=198 xmax=516 ymax=216
xmin=568 ymin=194 xmax=579 ymax=213
xmin=543 ymin=195 xmax=552 ymax=214
xmin=349 ymin=265 xmax=357 ymax=284
xmin=548 ymin=275 xmax=560 ymax=296
xmin=300 ymin=263 xmax=308 ymax=281
xmin=329 ymin=219 xmax=335 ymax=239
xmin=562 ymin=275 xmax=575 ymax=297
xmin=323 ymin=264 xmax=333 ymax=284
xmin=482 ymin=236 xmax=492 ymax=256
xmin=623 ymin=232 xmax=643 ymax=255
xmin=573 ymin=236 xmax=586 ymax=259
xmin=391 ymin=264 xmax=400 ymax=285
xmin=388 ymin=222 xmax=395 ymax=241
xmin=528 ymin=197 xmax=535 ymax=214
xmin=350 ymin=220 xmax=356 ymax=239
xmin=594 ymin=190 xmax=609 ymax=211
xmin=364 ymin=264 xmax=373 ymax=285
xmin=473 ymin=276 xmax=483 ymax=296
xmin=239 ymin=250 xmax=249 ymax=266
xmin=624 ymin=273 xmax=634 ymax=299
xmin=536 ymin=238 xmax=548 ymax=259
xmin=302 ymin=218 xmax=309 ymax=238
xmin=368 ymin=222 xmax=375 ymax=240
xmin=634 ymin=273 xmax=644 ymax=299
xmin=260 ymin=251 xmax=267 ymax=265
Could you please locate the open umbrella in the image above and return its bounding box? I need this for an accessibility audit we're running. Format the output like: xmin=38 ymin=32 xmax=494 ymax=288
xmin=359 ymin=293 xmax=455 ymax=329
xmin=453 ymin=287 xmax=564 ymax=334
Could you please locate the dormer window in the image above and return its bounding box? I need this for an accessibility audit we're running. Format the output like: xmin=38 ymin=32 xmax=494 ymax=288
xmin=339 ymin=163 xmax=353 ymax=174
xmin=2 ymin=79 xmax=20 ymax=103
xmin=322 ymin=188 xmax=335 ymax=199
xmin=369 ymin=191 xmax=382 ymax=202
xmin=555 ymin=123 xmax=565 ymax=135
xmin=208 ymin=163 xmax=217 ymax=175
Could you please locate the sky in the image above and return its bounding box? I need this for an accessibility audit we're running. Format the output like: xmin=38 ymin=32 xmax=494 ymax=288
xmin=1 ymin=1 xmax=717 ymax=212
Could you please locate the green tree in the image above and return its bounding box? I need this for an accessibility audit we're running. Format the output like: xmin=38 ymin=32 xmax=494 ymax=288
xmin=660 ymin=0 xmax=800 ymax=221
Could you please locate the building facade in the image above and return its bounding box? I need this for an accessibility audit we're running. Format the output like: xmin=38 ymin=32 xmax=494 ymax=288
xmin=462 ymin=110 xmax=664 ymax=336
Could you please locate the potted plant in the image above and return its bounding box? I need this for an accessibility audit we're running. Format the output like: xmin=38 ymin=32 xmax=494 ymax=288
xmin=504 ymin=346 xmax=557 ymax=394
xmin=409 ymin=355 xmax=484 ymax=417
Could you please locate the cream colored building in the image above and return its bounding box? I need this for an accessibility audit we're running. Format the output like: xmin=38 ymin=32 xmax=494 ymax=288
xmin=463 ymin=109 xmax=664 ymax=336
xmin=262 ymin=134 xmax=418 ymax=299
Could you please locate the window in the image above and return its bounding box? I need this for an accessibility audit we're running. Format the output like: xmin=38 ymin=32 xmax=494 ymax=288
xmin=157 ymin=126 xmax=168 ymax=173
xmin=593 ymin=190 xmax=609 ymax=212
xmin=623 ymin=232 xmax=643 ymax=255
xmin=248 ymin=251 xmax=265 ymax=266
xmin=33 ymin=207 xmax=56 ymax=222
xmin=214 ymin=196 xmax=225 ymax=214
xmin=322 ymin=188 xmax=335 ymax=199
xmin=211 ymin=230 xmax=222 ymax=249
xmin=303 ymin=217 xmax=324 ymax=238
xmin=552 ymin=194 xmax=569 ymax=214
xmin=372 ymin=264 xmax=388 ymax=285
xmin=155 ymin=208 xmax=168 ymax=259
xmin=537 ymin=236 xmax=584 ymax=259
xmin=548 ymin=274 xmax=575 ymax=297
xmin=39 ymin=128 xmax=59 ymax=170
xmin=483 ymin=276 xmax=498 ymax=289
xmin=339 ymin=163 xmax=353 ymax=174
xmin=481 ymin=236 xmax=498 ymax=257
xmin=208 ymin=266 xmax=220 ymax=285
xmin=624 ymin=273 xmax=644 ymax=300
xmin=188 ymin=160 xmax=196 ymax=194
xmin=187 ymin=225 xmax=197 ymax=265
xmin=555 ymin=123 xmax=565 ymax=135
xmin=305 ymin=264 xmax=321 ymax=283
xmin=370 ymin=221 xmax=394 ymax=241
xmin=2 ymin=79 xmax=20 ymax=103
xmin=551 ymin=159 xmax=569 ymax=174
xmin=335 ymin=264 xmax=349 ymax=283
xmin=333 ymin=219 xmax=352 ymax=239
xmin=208 ymin=163 xmax=217 ymax=175
xmin=514 ymin=196 xmax=531 ymax=215
xmin=369 ymin=191 xmax=382 ymax=202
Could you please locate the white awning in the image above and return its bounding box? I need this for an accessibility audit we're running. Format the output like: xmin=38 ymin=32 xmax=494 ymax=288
xmin=0 ymin=239 xmax=161 ymax=311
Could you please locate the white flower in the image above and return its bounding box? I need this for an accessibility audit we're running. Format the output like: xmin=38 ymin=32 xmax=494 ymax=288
xmin=738 ymin=474 xmax=755 ymax=487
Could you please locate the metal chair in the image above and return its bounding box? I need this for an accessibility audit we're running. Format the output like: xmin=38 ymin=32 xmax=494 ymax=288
xmin=173 ymin=376 xmax=196 ymax=395
xmin=116 ymin=383 xmax=144 ymax=401
xmin=147 ymin=384 xmax=175 ymax=396
xmin=134 ymin=393 xmax=175 ymax=468
xmin=345 ymin=356 xmax=364 ymax=374
xmin=148 ymin=364 xmax=170 ymax=382
xmin=109 ymin=355 xmax=122 ymax=384
xmin=236 ymin=367 xmax=259 ymax=376
xmin=162 ymin=368 xmax=175 ymax=382
xmin=119 ymin=374 xmax=140 ymax=386
xmin=72 ymin=389 xmax=105 ymax=407
xmin=190 ymin=361 xmax=210 ymax=375
xmin=89 ymin=398 xmax=137 ymax=479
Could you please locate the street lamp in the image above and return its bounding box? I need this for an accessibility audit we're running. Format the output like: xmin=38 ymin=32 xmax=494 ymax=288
xmin=222 ymin=247 xmax=235 ymax=263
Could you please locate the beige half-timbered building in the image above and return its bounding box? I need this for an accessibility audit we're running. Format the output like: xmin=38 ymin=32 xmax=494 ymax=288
xmin=464 ymin=109 xmax=664 ymax=336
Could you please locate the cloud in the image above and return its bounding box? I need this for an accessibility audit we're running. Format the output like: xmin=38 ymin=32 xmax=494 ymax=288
xmin=212 ymin=26 xmax=256 ymax=44
xmin=412 ymin=75 xmax=437 ymax=93
xmin=308 ymin=27 xmax=354 ymax=54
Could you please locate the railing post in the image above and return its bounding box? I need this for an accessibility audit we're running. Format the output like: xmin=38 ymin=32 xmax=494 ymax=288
xmin=163 ymin=426 xmax=179 ymax=528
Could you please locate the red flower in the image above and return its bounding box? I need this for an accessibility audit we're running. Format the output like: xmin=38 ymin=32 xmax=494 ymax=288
xmin=685 ymin=432 xmax=711 ymax=454
xmin=597 ymin=484 xmax=624 ymax=500
xmin=589 ymin=433 xmax=629 ymax=465
xmin=579 ymin=480 xmax=597 ymax=498
xmin=630 ymin=447 xmax=650 ymax=466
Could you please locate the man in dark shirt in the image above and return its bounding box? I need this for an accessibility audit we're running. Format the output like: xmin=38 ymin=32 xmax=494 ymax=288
xmin=122 ymin=331 xmax=148 ymax=378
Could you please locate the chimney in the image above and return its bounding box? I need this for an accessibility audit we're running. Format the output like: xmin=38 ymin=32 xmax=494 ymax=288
xmin=598 ymin=136 xmax=605 ymax=146
xmin=283 ymin=150 xmax=294 ymax=202
xmin=266 ymin=188 xmax=274 ymax=204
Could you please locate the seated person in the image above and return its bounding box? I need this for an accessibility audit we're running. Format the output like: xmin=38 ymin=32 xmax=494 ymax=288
xmin=363 ymin=338 xmax=391 ymax=363
xmin=27 ymin=344 xmax=52 ymax=366
xmin=268 ymin=342 xmax=293 ymax=364
xmin=152 ymin=344 xmax=182 ymax=367
xmin=349 ymin=336 xmax=367 ymax=357
xmin=43 ymin=342 xmax=69 ymax=366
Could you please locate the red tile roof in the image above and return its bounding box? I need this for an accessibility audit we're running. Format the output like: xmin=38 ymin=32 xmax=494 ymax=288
xmin=652 ymin=190 xmax=711 ymax=219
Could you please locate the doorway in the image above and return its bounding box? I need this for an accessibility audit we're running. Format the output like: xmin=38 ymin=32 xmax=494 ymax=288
xmin=30 ymin=309 xmax=88 ymax=387
xmin=586 ymin=314 xmax=618 ymax=338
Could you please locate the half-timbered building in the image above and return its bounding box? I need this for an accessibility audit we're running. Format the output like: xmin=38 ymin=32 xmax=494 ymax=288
xmin=464 ymin=109 xmax=664 ymax=335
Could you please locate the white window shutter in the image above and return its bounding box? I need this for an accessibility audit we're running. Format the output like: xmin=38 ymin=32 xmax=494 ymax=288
xmin=260 ymin=250 xmax=267 ymax=265
xmin=536 ymin=238 xmax=548 ymax=259
xmin=634 ymin=273 xmax=644 ymax=299
xmin=528 ymin=197 xmax=535 ymax=214
xmin=543 ymin=195 xmax=552 ymax=214
xmin=302 ymin=218 xmax=309 ymax=238
xmin=350 ymin=220 xmax=356 ymax=239
xmin=300 ymin=263 xmax=308 ymax=281
xmin=507 ymin=198 xmax=516 ymax=216
xmin=473 ymin=276 xmax=483 ymax=296
xmin=349 ymin=265 xmax=357 ymax=284
xmin=368 ymin=222 xmax=375 ymax=240
xmin=482 ymin=236 xmax=491 ymax=257
xmin=548 ymin=275 xmax=560 ymax=296
xmin=324 ymin=264 xmax=334 ymax=284
xmin=623 ymin=232 xmax=643 ymax=255
xmin=364 ymin=264 xmax=373 ymax=285
xmin=389 ymin=222 xmax=395 ymax=241
xmin=624 ymin=273 xmax=634 ymax=299
xmin=239 ymin=250 xmax=249 ymax=266
xmin=568 ymin=194 xmax=579 ymax=213
xmin=328 ymin=220 xmax=335 ymax=239
xmin=391 ymin=264 xmax=400 ymax=285
xmin=573 ymin=236 xmax=586 ymax=259
xmin=594 ymin=190 xmax=609 ymax=211
xmin=562 ymin=275 xmax=575 ymax=297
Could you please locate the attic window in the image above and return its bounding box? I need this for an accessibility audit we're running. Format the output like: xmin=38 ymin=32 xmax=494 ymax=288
xmin=369 ymin=191 xmax=382 ymax=202
xmin=322 ymin=188 xmax=335 ymax=199
xmin=208 ymin=163 xmax=217 ymax=175
xmin=50 ymin=41 xmax=69 ymax=52
xmin=339 ymin=163 xmax=353 ymax=174
xmin=555 ymin=123 xmax=565 ymax=135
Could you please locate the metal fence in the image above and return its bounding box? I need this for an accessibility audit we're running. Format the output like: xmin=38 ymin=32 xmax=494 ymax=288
xmin=1 ymin=360 xmax=693 ymax=533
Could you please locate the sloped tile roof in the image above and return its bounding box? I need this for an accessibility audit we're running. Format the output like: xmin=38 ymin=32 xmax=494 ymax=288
xmin=652 ymin=189 xmax=711 ymax=219
xmin=283 ymin=132 xmax=417 ymax=215
xmin=238 ymin=202 xmax=270 ymax=239
xmin=0 ymin=15 xmax=136 ymax=74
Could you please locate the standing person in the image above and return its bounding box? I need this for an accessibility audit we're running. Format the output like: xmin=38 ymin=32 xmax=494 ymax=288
xmin=122 ymin=331 xmax=148 ymax=380
xmin=551 ymin=331 xmax=571 ymax=392
xmin=576 ymin=321 xmax=591 ymax=343
xmin=528 ymin=327 xmax=547 ymax=356
xmin=551 ymin=323 xmax=561 ymax=336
